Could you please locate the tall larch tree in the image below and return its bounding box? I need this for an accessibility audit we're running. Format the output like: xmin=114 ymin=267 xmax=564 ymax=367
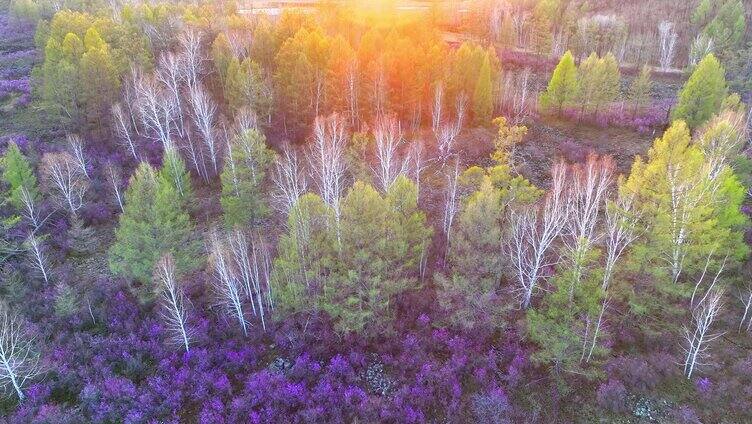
xmin=41 ymin=37 xmax=77 ymax=123
xmin=576 ymin=53 xmax=599 ymax=116
xmin=624 ymin=120 xmax=747 ymax=292
xmin=211 ymin=33 xmax=234 ymax=86
xmin=1 ymin=142 xmax=38 ymax=212
xmin=79 ymin=28 xmax=119 ymax=127
xmin=594 ymin=53 xmax=620 ymax=117
xmin=540 ymin=50 xmax=579 ymax=114
xmin=672 ymin=54 xmax=728 ymax=129
xmin=472 ymin=53 xmax=493 ymax=126
xmin=628 ymin=65 xmax=652 ymax=117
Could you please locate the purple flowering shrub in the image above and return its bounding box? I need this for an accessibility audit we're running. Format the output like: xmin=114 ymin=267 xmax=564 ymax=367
xmin=605 ymin=356 xmax=660 ymax=393
xmin=2 ymin=276 xmax=536 ymax=423
xmin=0 ymin=11 xmax=35 ymax=116
xmin=0 ymin=77 xmax=30 ymax=100
xmin=498 ymin=50 xmax=559 ymax=73
xmin=470 ymin=388 xmax=511 ymax=424
xmin=671 ymin=405 xmax=702 ymax=424
xmin=559 ymin=139 xmax=591 ymax=163
xmin=0 ymin=12 xmax=35 ymax=100
xmin=0 ymin=50 xmax=36 ymax=79
xmin=559 ymin=100 xmax=671 ymax=134
xmin=596 ymin=379 xmax=628 ymax=413
xmin=0 ymin=13 xmax=35 ymax=51
xmin=703 ymin=353 xmax=752 ymax=417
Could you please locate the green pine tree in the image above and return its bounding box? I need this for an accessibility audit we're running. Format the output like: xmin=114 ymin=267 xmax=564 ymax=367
xmin=275 ymin=178 xmax=431 ymax=336
xmin=672 ymin=54 xmax=728 ymax=129
xmin=527 ymin=245 xmax=604 ymax=375
xmin=211 ymin=33 xmax=234 ymax=86
xmin=628 ymin=65 xmax=652 ymax=117
xmin=109 ymin=163 xmax=201 ymax=302
xmin=472 ymin=53 xmax=493 ymax=126
xmin=1 ymin=142 xmax=38 ymax=211
xmin=540 ymin=50 xmax=579 ymax=114
xmin=594 ymin=53 xmax=620 ymax=117
xmin=224 ymin=58 xmax=269 ymax=116
xmin=272 ymin=193 xmax=337 ymax=316
xmin=224 ymin=58 xmax=243 ymax=110
xmin=158 ymin=147 xmax=193 ymax=207
xmin=79 ymin=29 xmax=119 ymax=126
xmin=438 ymin=178 xmax=504 ymax=330
xmin=323 ymin=180 xmax=428 ymax=335
xmin=220 ymin=129 xmax=274 ymax=228
xmin=702 ymin=0 xmax=746 ymax=55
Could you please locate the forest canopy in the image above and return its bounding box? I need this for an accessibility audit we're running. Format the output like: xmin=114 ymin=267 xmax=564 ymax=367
xmin=0 ymin=0 xmax=751 ymax=422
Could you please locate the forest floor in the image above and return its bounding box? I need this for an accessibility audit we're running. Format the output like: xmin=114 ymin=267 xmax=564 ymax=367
xmin=450 ymin=117 xmax=657 ymax=188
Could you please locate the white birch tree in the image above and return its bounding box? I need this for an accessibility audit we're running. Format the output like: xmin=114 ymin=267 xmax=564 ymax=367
xmin=436 ymin=94 xmax=467 ymax=160
xmin=431 ymin=82 xmax=444 ymax=135
xmin=739 ymin=285 xmax=752 ymax=332
xmin=309 ymin=114 xmax=347 ymax=231
xmin=25 ymin=233 xmax=50 ymax=284
xmin=373 ymin=115 xmax=406 ymax=192
xmin=178 ymin=29 xmax=204 ymax=90
xmin=134 ymin=73 xmax=175 ymax=149
xmin=563 ymin=154 xmax=614 ymax=295
xmin=690 ymin=253 xmax=727 ymax=309
xmin=602 ymin=191 xmax=640 ymax=290
xmin=507 ymin=161 xmax=567 ymax=308
xmin=689 ymin=34 xmax=714 ymax=67
xmin=345 ymin=63 xmax=359 ymax=127
xmin=154 ymin=253 xmax=192 ymax=352
xmin=0 ymin=305 xmax=41 ymax=402
xmin=442 ymin=159 xmax=460 ymax=258
xmin=698 ymin=113 xmax=746 ymax=184
xmin=40 ymin=152 xmax=88 ymax=218
xmin=666 ymin=166 xmax=698 ymax=284
xmin=182 ymin=126 xmax=209 ymax=183
xmin=208 ymin=232 xmax=248 ymax=336
xmin=156 ymin=52 xmax=188 ymax=138
xmin=66 ymin=134 xmax=90 ymax=180
xmin=406 ymin=139 xmax=428 ymax=198
xmin=511 ymin=68 xmax=532 ymax=124
xmin=123 ymin=67 xmax=145 ymax=136
xmin=105 ymin=164 xmax=124 ymax=213
xmin=234 ymin=108 xmax=259 ymax=134
xmin=111 ymin=102 xmax=139 ymax=160
xmin=658 ymin=21 xmax=677 ymax=71
xmin=18 ymin=186 xmax=44 ymax=232
xmin=565 ymin=154 xmax=615 ymax=248
xmin=272 ymin=144 xmax=307 ymax=215
xmin=683 ymin=288 xmax=724 ymax=379
xmin=584 ymin=296 xmax=611 ymax=363
xmin=188 ymin=84 xmax=220 ymax=175
xmin=227 ymin=230 xmax=272 ymax=331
